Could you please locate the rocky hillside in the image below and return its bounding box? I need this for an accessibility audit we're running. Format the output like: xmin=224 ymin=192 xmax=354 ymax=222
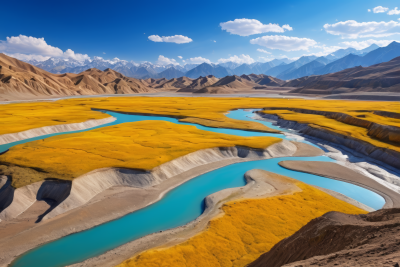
xmin=0 ymin=53 xmax=153 ymax=100
xmin=177 ymin=75 xmax=220 ymax=92
xmin=241 ymin=74 xmax=285 ymax=87
xmin=248 ymin=208 xmax=400 ymax=267
xmin=191 ymin=74 xmax=285 ymax=94
xmin=285 ymin=56 xmax=400 ymax=94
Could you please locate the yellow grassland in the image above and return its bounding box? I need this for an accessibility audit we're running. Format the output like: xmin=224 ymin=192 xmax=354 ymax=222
xmin=261 ymin=109 xmax=400 ymax=152
xmin=116 ymin=181 xmax=366 ymax=267
xmin=0 ymin=101 xmax=110 ymax=135
xmin=1 ymin=121 xmax=280 ymax=188
xmin=2 ymin=97 xmax=400 ymax=136
xmin=1 ymin=97 xmax=400 ymax=188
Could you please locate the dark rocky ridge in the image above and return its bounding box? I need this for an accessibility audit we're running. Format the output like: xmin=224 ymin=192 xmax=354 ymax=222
xmin=248 ymin=208 xmax=400 ymax=267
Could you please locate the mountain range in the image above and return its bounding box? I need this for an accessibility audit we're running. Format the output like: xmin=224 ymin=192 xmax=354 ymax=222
xmin=0 ymin=53 xmax=288 ymax=100
xmin=284 ymin=55 xmax=400 ymax=94
xmin=3 ymin=43 xmax=400 ymax=100
xmin=0 ymin=53 xmax=153 ymax=101
xmin=22 ymin=42 xmax=400 ymax=82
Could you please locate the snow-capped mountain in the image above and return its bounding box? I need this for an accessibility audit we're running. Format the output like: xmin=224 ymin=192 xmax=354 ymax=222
xmin=218 ymin=62 xmax=241 ymax=70
xmin=20 ymin=42 xmax=386 ymax=80
xmin=30 ymin=57 xmax=88 ymax=73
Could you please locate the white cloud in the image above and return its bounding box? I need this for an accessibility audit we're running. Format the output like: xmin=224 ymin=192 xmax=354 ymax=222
xmin=258 ymin=56 xmax=274 ymax=62
xmin=182 ymin=60 xmax=186 ymax=63
xmin=319 ymin=45 xmax=343 ymax=54
xmin=187 ymin=56 xmax=212 ymax=64
xmin=340 ymin=39 xmax=396 ymax=49
xmin=103 ymin=52 xmax=106 ymax=54
xmin=324 ymin=20 xmax=400 ymax=38
xmin=302 ymin=44 xmax=343 ymax=57
xmin=213 ymin=40 xmax=216 ymax=42
xmin=5 ymin=53 xmax=51 ymax=61
xmin=148 ymin=35 xmax=163 ymax=42
xmin=157 ymin=55 xmax=179 ymax=65
xmin=63 ymin=49 xmax=91 ymax=61
xmin=282 ymin=24 xmax=293 ymax=31
xmin=257 ymin=48 xmax=271 ymax=54
xmin=220 ymin=19 xmax=292 ymax=36
xmin=148 ymin=35 xmax=192 ymax=44
xmin=0 ymin=35 xmax=62 ymax=57
xmin=177 ymin=56 xmax=183 ymax=59
xmin=275 ymin=55 xmax=299 ymax=61
xmin=0 ymin=35 xmax=90 ymax=62
xmin=250 ymin=35 xmax=317 ymax=51
xmin=368 ymin=9 xmax=371 ymax=12
xmin=373 ymin=6 xmax=389 ymax=13
xmin=217 ymin=54 xmax=255 ymax=64
xmin=388 ymin=7 xmax=400 ymax=15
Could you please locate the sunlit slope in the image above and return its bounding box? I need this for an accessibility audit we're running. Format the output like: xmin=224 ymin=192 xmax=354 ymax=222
xmin=116 ymin=180 xmax=366 ymax=267
xmin=0 ymin=121 xmax=280 ymax=188
xmin=261 ymin=109 xmax=400 ymax=152
xmin=1 ymin=97 xmax=400 ymax=137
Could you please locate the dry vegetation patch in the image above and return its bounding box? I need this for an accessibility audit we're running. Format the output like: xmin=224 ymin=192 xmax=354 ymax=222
xmin=1 ymin=121 xmax=280 ymax=188
xmin=116 ymin=181 xmax=366 ymax=267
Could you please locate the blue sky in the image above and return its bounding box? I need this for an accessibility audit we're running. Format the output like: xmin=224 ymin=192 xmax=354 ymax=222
xmin=1 ymin=0 xmax=400 ymax=65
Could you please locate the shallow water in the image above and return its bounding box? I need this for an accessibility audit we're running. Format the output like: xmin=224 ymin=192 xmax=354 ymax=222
xmin=8 ymin=109 xmax=385 ymax=267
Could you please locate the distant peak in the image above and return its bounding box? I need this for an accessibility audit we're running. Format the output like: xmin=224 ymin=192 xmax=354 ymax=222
xmin=388 ymin=41 xmax=400 ymax=47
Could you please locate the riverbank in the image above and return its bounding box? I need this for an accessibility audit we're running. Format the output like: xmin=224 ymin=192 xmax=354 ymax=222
xmin=253 ymin=112 xmax=400 ymax=189
xmin=113 ymin=170 xmax=366 ymax=267
xmin=0 ymin=141 xmax=311 ymax=267
xmin=279 ymin=161 xmax=400 ymax=209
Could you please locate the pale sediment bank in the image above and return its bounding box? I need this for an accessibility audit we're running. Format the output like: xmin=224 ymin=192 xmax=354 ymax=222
xmin=255 ymin=112 xmax=400 ymax=169
xmin=279 ymin=161 xmax=400 ymax=209
xmin=68 ymin=169 xmax=371 ymax=267
xmin=0 ymin=140 xmax=297 ymax=222
xmin=253 ymin=113 xmax=400 ymax=192
xmin=0 ymin=116 xmax=116 ymax=146
xmin=0 ymin=140 xmax=309 ymax=267
xmin=313 ymin=186 xmax=375 ymax=212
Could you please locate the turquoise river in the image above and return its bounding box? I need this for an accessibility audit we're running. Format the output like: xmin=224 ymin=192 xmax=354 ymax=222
xmin=3 ymin=109 xmax=384 ymax=267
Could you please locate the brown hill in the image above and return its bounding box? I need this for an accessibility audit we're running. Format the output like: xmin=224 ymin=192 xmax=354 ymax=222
xmin=210 ymin=75 xmax=257 ymax=89
xmin=192 ymin=87 xmax=232 ymax=94
xmin=0 ymin=53 xmax=153 ymax=100
xmin=177 ymin=75 xmax=219 ymax=92
xmin=285 ymin=56 xmax=400 ymax=94
xmin=241 ymin=74 xmax=285 ymax=86
xmin=249 ymin=208 xmax=400 ymax=267
xmin=192 ymin=75 xmax=259 ymax=93
xmin=154 ymin=76 xmax=193 ymax=90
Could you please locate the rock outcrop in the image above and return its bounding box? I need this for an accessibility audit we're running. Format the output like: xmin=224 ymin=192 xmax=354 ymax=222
xmin=263 ymin=107 xmax=400 ymax=144
xmin=248 ymin=208 xmax=400 ymax=267
xmin=257 ymin=112 xmax=400 ymax=169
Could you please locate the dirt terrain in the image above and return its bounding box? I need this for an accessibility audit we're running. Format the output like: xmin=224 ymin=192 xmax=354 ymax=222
xmin=248 ymin=208 xmax=400 ymax=267
xmin=0 ymin=54 xmax=153 ymax=100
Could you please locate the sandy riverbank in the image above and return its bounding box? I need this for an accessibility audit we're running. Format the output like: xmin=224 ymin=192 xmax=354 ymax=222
xmin=71 ymin=169 xmax=369 ymax=267
xmin=0 ymin=141 xmax=318 ymax=267
xmin=279 ymin=161 xmax=400 ymax=209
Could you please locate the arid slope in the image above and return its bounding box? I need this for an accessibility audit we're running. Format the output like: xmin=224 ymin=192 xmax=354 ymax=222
xmin=285 ymin=56 xmax=400 ymax=94
xmin=249 ymin=208 xmax=400 ymax=267
xmin=116 ymin=171 xmax=366 ymax=267
xmin=0 ymin=53 xmax=153 ymax=100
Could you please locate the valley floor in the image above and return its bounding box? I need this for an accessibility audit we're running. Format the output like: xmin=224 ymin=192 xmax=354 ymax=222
xmin=0 ymin=96 xmax=399 ymax=267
